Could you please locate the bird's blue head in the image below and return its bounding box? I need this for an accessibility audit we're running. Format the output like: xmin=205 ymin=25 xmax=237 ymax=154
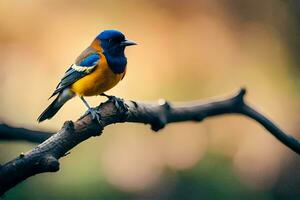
xmin=96 ymin=30 xmax=136 ymax=56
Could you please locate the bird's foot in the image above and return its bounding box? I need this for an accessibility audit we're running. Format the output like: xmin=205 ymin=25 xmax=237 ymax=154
xmin=83 ymin=108 xmax=102 ymax=123
xmin=101 ymin=94 xmax=128 ymax=113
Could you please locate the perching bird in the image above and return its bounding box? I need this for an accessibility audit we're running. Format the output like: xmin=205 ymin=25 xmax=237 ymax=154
xmin=37 ymin=30 xmax=136 ymax=122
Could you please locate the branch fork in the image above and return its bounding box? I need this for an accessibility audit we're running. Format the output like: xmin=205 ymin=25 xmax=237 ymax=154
xmin=0 ymin=88 xmax=299 ymax=196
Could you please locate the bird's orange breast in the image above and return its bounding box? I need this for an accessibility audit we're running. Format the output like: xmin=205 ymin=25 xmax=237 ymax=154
xmin=70 ymin=54 xmax=125 ymax=96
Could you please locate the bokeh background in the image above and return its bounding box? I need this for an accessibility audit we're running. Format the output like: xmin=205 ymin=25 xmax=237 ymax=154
xmin=1 ymin=0 xmax=300 ymax=199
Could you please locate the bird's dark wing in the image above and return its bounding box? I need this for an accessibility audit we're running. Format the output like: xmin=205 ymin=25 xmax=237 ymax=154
xmin=49 ymin=50 xmax=100 ymax=98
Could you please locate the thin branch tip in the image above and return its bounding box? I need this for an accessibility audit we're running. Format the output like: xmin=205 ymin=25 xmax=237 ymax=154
xmin=229 ymin=88 xmax=247 ymax=107
xmin=0 ymin=124 xmax=53 ymax=143
xmin=239 ymin=87 xmax=247 ymax=95
xmin=236 ymin=88 xmax=247 ymax=100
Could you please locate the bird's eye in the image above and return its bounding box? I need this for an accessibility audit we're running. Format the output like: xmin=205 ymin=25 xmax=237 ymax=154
xmin=108 ymin=39 xmax=112 ymax=43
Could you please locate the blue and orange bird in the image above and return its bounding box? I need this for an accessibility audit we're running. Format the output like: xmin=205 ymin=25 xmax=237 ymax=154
xmin=37 ymin=30 xmax=136 ymax=122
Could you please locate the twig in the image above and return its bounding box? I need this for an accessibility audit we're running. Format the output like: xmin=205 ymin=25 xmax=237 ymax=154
xmin=0 ymin=124 xmax=53 ymax=143
xmin=0 ymin=88 xmax=299 ymax=195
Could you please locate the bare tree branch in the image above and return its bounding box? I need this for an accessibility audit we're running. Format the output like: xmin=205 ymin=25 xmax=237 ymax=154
xmin=0 ymin=88 xmax=299 ymax=196
xmin=0 ymin=124 xmax=53 ymax=143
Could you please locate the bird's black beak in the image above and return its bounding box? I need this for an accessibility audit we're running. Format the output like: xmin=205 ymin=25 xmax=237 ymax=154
xmin=120 ymin=39 xmax=137 ymax=47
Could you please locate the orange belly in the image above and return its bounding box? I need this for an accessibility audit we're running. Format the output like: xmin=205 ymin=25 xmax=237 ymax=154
xmin=70 ymin=56 xmax=125 ymax=96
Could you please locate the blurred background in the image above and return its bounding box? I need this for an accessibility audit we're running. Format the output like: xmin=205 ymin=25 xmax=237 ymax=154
xmin=1 ymin=0 xmax=300 ymax=199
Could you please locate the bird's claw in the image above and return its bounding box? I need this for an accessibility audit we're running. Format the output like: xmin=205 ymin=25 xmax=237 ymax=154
xmin=101 ymin=94 xmax=128 ymax=113
xmin=109 ymin=96 xmax=125 ymax=112
xmin=85 ymin=108 xmax=101 ymax=123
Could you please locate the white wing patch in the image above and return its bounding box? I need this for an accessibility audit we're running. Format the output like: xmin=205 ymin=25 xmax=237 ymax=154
xmin=71 ymin=63 xmax=97 ymax=73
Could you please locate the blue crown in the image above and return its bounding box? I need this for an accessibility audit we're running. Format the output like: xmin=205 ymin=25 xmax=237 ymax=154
xmin=97 ymin=30 xmax=125 ymax=40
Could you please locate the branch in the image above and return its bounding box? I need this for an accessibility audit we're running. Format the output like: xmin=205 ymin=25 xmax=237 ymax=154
xmin=0 ymin=124 xmax=53 ymax=143
xmin=0 ymin=88 xmax=299 ymax=195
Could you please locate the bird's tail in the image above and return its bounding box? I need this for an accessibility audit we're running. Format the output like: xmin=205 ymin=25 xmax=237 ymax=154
xmin=37 ymin=89 xmax=75 ymax=122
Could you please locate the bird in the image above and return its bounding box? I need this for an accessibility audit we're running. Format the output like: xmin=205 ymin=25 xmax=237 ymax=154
xmin=37 ymin=30 xmax=136 ymax=123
